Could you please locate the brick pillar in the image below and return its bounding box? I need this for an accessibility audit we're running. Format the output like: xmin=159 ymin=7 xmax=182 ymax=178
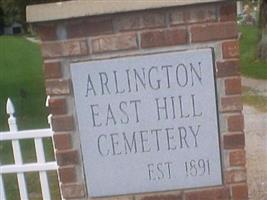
xmin=27 ymin=1 xmax=247 ymax=199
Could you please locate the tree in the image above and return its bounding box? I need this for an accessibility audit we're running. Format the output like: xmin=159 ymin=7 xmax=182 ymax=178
xmin=0 ymin=6 xmax=3 ymax=24
xmin=257 ymin=0 xmax=267 ymax=60
xmin=0 ymin=0 xmax=69 ymax=28
xmin=0 ymin=0 xmax=21 ymax=26
xmin=0 ymin=6 xmax=4 ymax=34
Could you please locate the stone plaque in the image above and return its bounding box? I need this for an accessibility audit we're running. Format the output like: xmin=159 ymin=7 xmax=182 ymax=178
xmin=70 ymin=49 xmax=222 ymax=197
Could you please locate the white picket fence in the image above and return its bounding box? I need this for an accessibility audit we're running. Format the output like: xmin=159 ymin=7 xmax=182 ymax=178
xmin=0 ymin=98 xmax=59 ymax=200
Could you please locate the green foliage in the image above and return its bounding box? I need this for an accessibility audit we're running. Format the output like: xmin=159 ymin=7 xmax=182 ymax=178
xmin=0 ymin=0 xmax=70 ymax=27
xmin=239 ymin=25 xmax=267 ymax=79
xmin=0 ymin=0 xmax=22 ymax=25
xmin=0 ymin=6 xmax=3 ymax=24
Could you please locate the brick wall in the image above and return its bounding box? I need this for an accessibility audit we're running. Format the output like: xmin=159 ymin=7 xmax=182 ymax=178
xmin=32 ymin=1 xmax=247 ymax=200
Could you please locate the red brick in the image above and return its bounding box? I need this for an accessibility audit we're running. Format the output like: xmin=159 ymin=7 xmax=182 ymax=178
xmin=232 ymin=184 xmax=248 ymax=200
xmin=224 ymin=169 xmax=247 ymax=184
xmin=185 ymin=187 xmax=230 ymax=200
xmin=229 ymin=150 xmax=246 ymax=166
xmin=191 ymin=22 xmax=238 ymax=43
xmin=170 ymin=5 xmax=217 ymax=26
xmin=91 ymin=33 xmax=138 ymax=53
xmin=221 ymin=96 xmax=243 ymax=112
xmin=216 ymin=60 xmax=240 ymax=78
xmin=228 ymin=114 xmax=244 ymax=132
xmin=224 ymin=134 xmax=245 ymax=149
xmin=143 ymin=12 xmax=166 ymax=28
xmin=58 ymin=165 xmax=77 ymax=183
xmin=53 ymin=133 xmax=72 ymax=150
xmin=48 ymin=97 xmax=67 ymax=115
xmin=51 ymin=115 xmax=74 ymax=132
xmin=187 ymin=5 xmax=217 ymax=23
xmin=140 ymin=194 xmax=182 ymax=200
xmin=44 ymin=62 xmax=62 ymax=79
xmin=41 ymin=39 xmax=88 ymax=58
xmin=225 ymin=77 xmax=241 ymax=95
xmin=41 ymin=42 xmax=61 ymax=58
xmin=222 ymin=40 xmax=240 ymax=59
xmin=141 ymin=28 xmax=187 ymax=48
xmin=45 ymin=79 xmax=71 ymax=95
xmin=169 ymin=9 xmax=185 ymax=25
xmin=34 ymin=23 xmax=57 ymax=41
xmin=56 ymin=149 xmax=79 ymax=166
xmin=67 ymin=17 xmax=113 ymax=38
xmin=115 ymin=11 xmax=165 ymax=31
xmin=220 ymin=2 xmax=237 ymax=22
xmin=61 ymin=183 xmax=85 ymax=199
xmin=62 ymin=40 xmax=88 ymax=57
xmin=114 ymin=14 xmax=140 ymax=31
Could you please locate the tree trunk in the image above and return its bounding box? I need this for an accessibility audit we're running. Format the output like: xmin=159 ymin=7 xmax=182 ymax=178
xmin=257 ymin=0 xmax=267 ymax=60
xmin=257 ymin=29 xmax=267 ymax=60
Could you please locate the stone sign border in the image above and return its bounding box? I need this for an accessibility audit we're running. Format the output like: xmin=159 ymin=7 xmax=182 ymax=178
xmin=29 ymin=1 xmax=247 ymax=199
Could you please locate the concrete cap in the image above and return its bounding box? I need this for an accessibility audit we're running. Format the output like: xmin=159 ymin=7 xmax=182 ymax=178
xmin=27 ymin=0 xmax=225 ymax=23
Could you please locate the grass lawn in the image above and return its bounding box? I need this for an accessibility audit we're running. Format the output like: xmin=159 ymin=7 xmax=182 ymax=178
xmin=0 ymin=36 xmax=48 ymax=130
xmin=0 ymin=36 xmax=60 ymax=199
xmin=239 ymin=25 xmax=267 ymax=80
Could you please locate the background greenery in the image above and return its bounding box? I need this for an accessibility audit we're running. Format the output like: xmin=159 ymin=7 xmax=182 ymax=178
xmin=0 ymin=36 xmax=60 ymax=199
xmin=0 ymin=36 xmax=47 ymax=130
xmin=239 ymin=25 xmax=267 ymax=79
xmin=0 ymin=0 xmax=70 ymax=29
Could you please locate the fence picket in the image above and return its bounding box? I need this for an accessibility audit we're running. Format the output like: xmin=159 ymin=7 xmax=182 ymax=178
xmin=1 ymin=162 xmax=57 ymax=173
xmin=0 ymin=174 xmax=6 ymax=200
xmin=11 ymin=139 xmax=29 ymax=199
xmin=35 ymin=138 xmax=52 ymax=200
xmin=16 ymin=173 xmax=29 ymax=200
xmin=7 ymin=99 xmax=29 ymax=200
